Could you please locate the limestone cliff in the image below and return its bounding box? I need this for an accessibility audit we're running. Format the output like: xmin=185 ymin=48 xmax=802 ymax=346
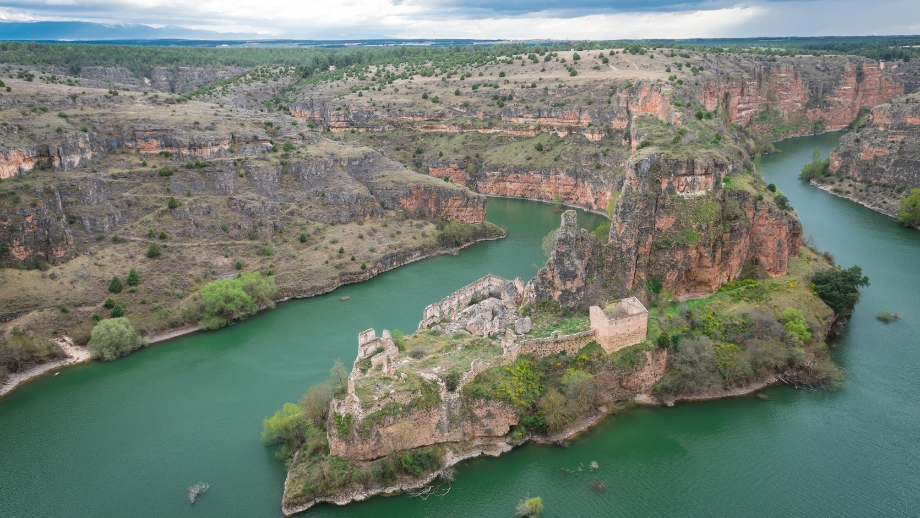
xmin=607 ymin=155 xmax=801 ymax=298
xmin=830 ymin=92 xmax=920 ymax=189
xmin=699 ymin=56 xmax=913 ymax=138
xmin=328 ymin=397 xmax=517 ymax=462
xmin=525 ymin=157 xmax=802 ymax=305
xmin=523 ymin=210 xmax=598 ymax=307
xmin=428 ymin=163 xmax=618 ymax=214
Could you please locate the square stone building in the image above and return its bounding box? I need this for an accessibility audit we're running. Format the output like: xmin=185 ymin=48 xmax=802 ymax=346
xmin=589 ymin=297 xmax=649 ymax=353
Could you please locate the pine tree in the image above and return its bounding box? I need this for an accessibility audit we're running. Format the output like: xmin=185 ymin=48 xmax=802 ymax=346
xmin=126 ymin=268 xmax=140 ymax=286
xmin=108 ymin=276 xmax=123 ymax=293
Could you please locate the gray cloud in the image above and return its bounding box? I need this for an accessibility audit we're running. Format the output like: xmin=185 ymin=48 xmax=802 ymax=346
xmin=0 ymin=0 xmax=917 ymax=39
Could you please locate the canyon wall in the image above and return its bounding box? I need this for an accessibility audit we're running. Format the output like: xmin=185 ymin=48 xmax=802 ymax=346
xmin=428 ymin=163 xmax=618 ymax=214
xmin=0 ymin=132 xmax=487 ymax=266
xmin=699 ymin=57 xmax=911 ymax=138
xmin=525 ymin=156 xmax=801 ymax=305
xmin=830 ymin=94 xmax=920 ymax=189
xmin=607 ymin=155 xmax=801 ymax=298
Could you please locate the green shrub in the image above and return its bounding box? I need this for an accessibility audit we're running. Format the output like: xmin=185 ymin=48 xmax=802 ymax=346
xmin=126 ymin=268 xmax=140 ymax=286
xmin=774 ymin=194 xmax=790 ymax=210
xmin=108 ymin=276 xmax=123 ymax=293
xmin=167 ymin=196 xmax=179 ymax=209
xmin=103 ymin=297 xmax=115 ymax=309
xmin=146 ymin=243 xmax=161 ymax=258
xmin=591 ymin=221 xmax=610 ymax=240
xmin=778 ymin=308 xmax=811 ymax=344
xmin=516 ymin=496 xmax=543 ymax=517
xmin=876 ymin=311 xmax=899 ymax=323
xmin=298 ymin=233 xmax=307 ymax=243
xmin=110 ymin=304 xmax=124 ymax=318
xmin=442 ymin=371 xmax=461 ymax=392
xmin=799 ymin=148 xmax=830 ymax=180
xmin=88 ymin=317 xmax=147 ymax=361
xmin=283 ymin=140 xmax=294 ymax=152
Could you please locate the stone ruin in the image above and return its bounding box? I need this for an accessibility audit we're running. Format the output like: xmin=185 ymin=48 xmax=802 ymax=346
xmin=346 ymin=328 xmax=400 ymax=395
xmin=419 ymin=274 xmax=531 ymax=337
xmin=416 ymin=275 xmax=649 ymax=360
xmin=589 ymin=297 xmax=648 ymax=353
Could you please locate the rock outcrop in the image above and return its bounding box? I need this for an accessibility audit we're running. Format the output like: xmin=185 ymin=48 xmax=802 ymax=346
xmin=523 ymin=210 xmax=598 ymax=307
xmin=607 ymin=155 xmax=801 ymax=298
xmin=328 ymin=397 xmax=518 ymax=462
xmin=830 ymin=92 xmax=920 ymax=189
xmin=0 ymin=133 xmax=115 ymax=178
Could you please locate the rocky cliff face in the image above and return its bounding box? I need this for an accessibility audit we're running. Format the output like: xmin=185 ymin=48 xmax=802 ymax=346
xmin=699 ymin=57 xmax=911 ymax=137
xmin=0 ymin=133 xmax=115 ymax=179
xmin=0 ymin=193 xmax=74 ymax=265
xmin=0 ymin=132 xmax=487 ymax=267
xmin=525 ymin=157 xmax=802 ymax=305
xmin=428 ymin=163 xmax=618 ymax=214
xmin=830 ymin=93 xmax=920 ymax=189
xmin=328 ymin=397 xmax=517 ymax=462
xmin=523 ymin=210 xmax=598 ymax=307
xmin=292 ymin=80 xmax=676 ymax=136
xmin=77 ymin=66 xmax=244 ymax=93
xmin=607 ymin=155 xmax=801 ymax=298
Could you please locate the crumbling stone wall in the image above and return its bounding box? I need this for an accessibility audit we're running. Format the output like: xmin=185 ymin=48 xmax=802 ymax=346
xmin=419 ymin=274 xmax=510 ymax=328
xmin=504 ymin=329 xmax=598 ymax=363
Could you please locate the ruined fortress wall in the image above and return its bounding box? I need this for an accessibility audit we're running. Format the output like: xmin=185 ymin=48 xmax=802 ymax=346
xmin=419 ymin=274 xmax=508 ymax=328
xmin=504 ymin=330 xmax=597 ymax=363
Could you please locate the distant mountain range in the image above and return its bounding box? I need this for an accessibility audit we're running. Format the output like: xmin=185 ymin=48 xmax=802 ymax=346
xmin=0 ymin=21 xmax=265 ymax=41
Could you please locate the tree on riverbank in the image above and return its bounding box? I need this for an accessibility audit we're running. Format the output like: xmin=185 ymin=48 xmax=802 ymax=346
xmin=800 ymin=148 xmax=830 ymax=180
xmin=898 ymin=188 xmax=920 ymax=226
xmin=198 ymin=272 xmax=278 ymax=329
xmin=88 ymin=317 xmax=147 ymax=361
xmin=811 ymin=265 xmax=869 ymax=317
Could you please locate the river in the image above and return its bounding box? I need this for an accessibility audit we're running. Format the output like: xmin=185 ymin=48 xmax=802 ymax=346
xmin=1 ymin=133 xmax=918 ymax=517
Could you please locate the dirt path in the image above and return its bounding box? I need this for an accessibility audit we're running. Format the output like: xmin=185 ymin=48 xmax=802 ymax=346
xmin=0 ymin=337 xmax=91 ymax=397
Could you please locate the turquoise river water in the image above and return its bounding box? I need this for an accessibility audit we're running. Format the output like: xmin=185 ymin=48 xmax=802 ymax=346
xmin=1 ymin=133 xmax=918 ymax=517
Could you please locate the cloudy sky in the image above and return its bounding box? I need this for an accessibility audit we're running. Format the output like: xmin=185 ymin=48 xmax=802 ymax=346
xmin=0 ymin=0 xmax=918 ymax=39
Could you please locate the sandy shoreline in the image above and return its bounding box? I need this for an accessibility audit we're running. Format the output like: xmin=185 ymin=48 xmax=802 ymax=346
xmin=0 ymin=337 xmax=91 ymax=398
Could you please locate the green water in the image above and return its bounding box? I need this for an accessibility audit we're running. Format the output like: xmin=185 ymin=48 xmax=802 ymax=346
xmin=2 ymin=134 xmax=919 ymax=517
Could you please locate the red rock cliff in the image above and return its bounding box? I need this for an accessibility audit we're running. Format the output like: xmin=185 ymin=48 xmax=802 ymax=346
xmin=700 ymin=58 xmax=905 ymax=137
xmin=607 ymin=155 xmax=801 ymax=298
